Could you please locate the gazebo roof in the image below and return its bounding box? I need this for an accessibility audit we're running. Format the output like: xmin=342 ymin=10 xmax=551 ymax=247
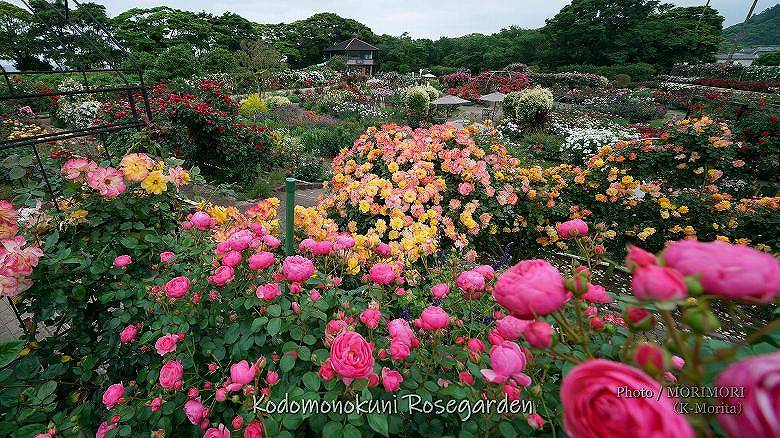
xmin=324 ymin=35 xmax=380 ymax=52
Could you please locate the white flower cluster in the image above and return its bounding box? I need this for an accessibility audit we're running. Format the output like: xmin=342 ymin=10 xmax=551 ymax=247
xmin=332 ymin=101 xmax=382 ymax=119
xmin=552 ymin=123 xmax=638 ymax=163
xmin=56 ymin=78 xmax=102 ymax=129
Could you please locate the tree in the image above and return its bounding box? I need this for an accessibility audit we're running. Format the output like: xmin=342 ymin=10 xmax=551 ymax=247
xmin=0 ymin=1 xmax=46 ymax=70
xmin=754 ymin=50 xmax=780 ymax=66
xmin=326 ymin=54 xmax=347 ymax=71
xmin=200 ymin=47 xmax=237 ymax=74
xmin=150 ymin=44 xmax=197 ymax=80
xmin=234 ymin=39 xmax=286 ymax=93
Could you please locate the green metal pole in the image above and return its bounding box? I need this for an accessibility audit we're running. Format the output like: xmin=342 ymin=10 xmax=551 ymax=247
xmin=284 ymin=177 xmax=296 ymax=255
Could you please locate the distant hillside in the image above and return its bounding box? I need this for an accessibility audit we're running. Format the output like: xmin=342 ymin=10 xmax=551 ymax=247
xmin=722 ymin=4 xmax=780 ymax=50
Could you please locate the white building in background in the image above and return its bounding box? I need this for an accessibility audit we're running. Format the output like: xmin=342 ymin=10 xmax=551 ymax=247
xmin=716 ymin=46 xmax=780 ymax=66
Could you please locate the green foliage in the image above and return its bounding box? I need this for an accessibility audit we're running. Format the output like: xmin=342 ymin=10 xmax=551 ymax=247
xmin=200 ymin=47 xmax=237 ymax=74
xmin=150 ymin=44 xmax=198 ymax=81
xmin=326 ymin=54 xmax=348 ymax=71
xmin=502 ymin=87 xmax=554 ymax=128
xmin=722 ymin=4 xmax=780 ymax=50
xmin=754 ymin=50 xmax=780 ymax=66
xmin=403 ymin=86 xmax=431 ymax=118
xmin=557 ymin=62 xmax=656 ymax=81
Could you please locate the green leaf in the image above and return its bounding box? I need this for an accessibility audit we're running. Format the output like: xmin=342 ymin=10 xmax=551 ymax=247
xmin=267 ymin=318 xmax=282 ymax=336
xmin=302 ymin=372 xmax=320 ymax=391
xmin=368 ymin=413 xmax=389 ymax=437
xmin=0 ymin=340 xmax=24 ymax=367
xmin=323 ymin=421 xmax=342 ymax=437
xmin=344 ymin=423 xmax=361 ymax=438
xmin=280 ymin=354 xmax=295 ymax=372
xmin=499 ymin=421 xmax=516 ymax=438
xmin=36 ymin=381 xmax=57 ymax=400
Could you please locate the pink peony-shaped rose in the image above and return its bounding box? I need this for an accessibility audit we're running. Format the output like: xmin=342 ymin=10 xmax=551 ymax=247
xmin=248 ymin=252 xmax=275 ymax=271
xmin=164 ymin=276 xmax=191 ymax=299
xmin=313 ymin=240 xmax=333 ymax=256
xmin=457 ymin=270 xmax=486 ymax=292
xmin=329 ymin=331 xmax=374 ymax=384
xmin=230 ymin=360 xmax=258 ymax=386
xmin=496 ymin=316 xmax=532 ymax=341
xmin=474 ymin=264 xmax=495 ymax=280
xmin=581 ymin=283 xmax=612 ymax=304
xmin=244 ymin=422 xmax=264 ymax=438
xmin=419 ymin=306 xmax=450 ymax=331
xmin=119 ymin=324 xmax=137 ymax=344
xmin=149 ymin=397 xmax=163 ymax=412
xmin=561 ymin=359 xmax=693 ymax=438
xmin=523 ymin=321 xmax=553 ymax=349
xmin=334 ymin=234 xmax=356 ymax=250
xmin=493 ymin=260 xmax=567 ymax=319
xmin=154 ymin=333 xmax=178 ymax=356
xmin=282 ymin=255 xmax=315 ymax=283
xmin=663 ymin=239 xmax=780 ymax=304
xmin=557 ymin=219 xmax=588 ymax=238
xmin=160 ymin=251 xmax=175 ymax=263
xmin=480 ymin=341 xmax=531 ymax=386
xmin=298 ymin=238 xmax=316 ymax=253
xmin=381 ymin=367 xmax=403 ymax=392
xmin=360 ymin=308 xmax=382 ymax=329
xmin=630 ymin=265 xmax=687 ymax=301
xmin=228 ymin=229 xmax=254 ymax=251
xmin=374 ymin=243 xmax=391 ymax=257
xmin=102 ymin=383 xmax=124 ymax=409
xmin=369 ymin=263 xmax=396 ymax=285
xmin=262 ymin=235 xmax=281 ymax=249
xmin=190 ymin=211 xmax=213 ymax=230
xmin=221 ymin=250 xmax=242 ymax=268
xmin=159 ymin=360 xmax=183 ymax=389
xmin=256 ymin=283 xmax=282 ymax=301
xmin=184 ymin=399 xmax=206 ymax=424
xmin=625 ymin=244 xmax=657 ymax=269
xmin=715 ymin=350 xmax=780 ymax=437
xmin=113 ymin=255 xmax=132 ymax=268
xmin=209 ymin=266 xmax=234 ymax=286
xmin=431 ymin=283 xmax=450 ymax=298
xmin=203 ymin=424 xmax=231 ymax=438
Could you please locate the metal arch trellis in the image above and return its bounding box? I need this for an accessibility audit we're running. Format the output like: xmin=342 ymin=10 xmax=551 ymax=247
xmin=0 ymin=0 xmax=153 ymax=200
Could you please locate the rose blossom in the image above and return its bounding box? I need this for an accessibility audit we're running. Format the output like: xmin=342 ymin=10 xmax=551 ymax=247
xmin=244 ymin=422 xmax=264 ymax=438
xmin=493 ymin=260 xmax=567 ymax=319
xmin=149 ymin=397 xmax=162 ymax=412
xmin=221 ymin=250 xmax=242 ymax=268
xmin=190 ymin=211 xmax=213 ymax=230
xmin=256 ymin=283 xmax=282 ymax=301
xmin=203 ymin=424 xmax=230 ymax=438
xmin=160 ymin=251 xmax=175 ymax=263
xmin=474 ymin=264 xmax=495 ymax=280
xmin=360 ymin=308 xmax=382 ymax=329
xmin=631 ymin=265 xmax=687 ymax=301
xmin=480 ymin=341 xmax=531 ymax=386
xmin=230 ymin=360 xmax=257 ymax=386
xmin=329 ymin=331 xmax=374 ymax=384
xmin=715 ymin=350 xmax=780 ymax=437
xmin=431 ymin=283 xmax=450 ymax=298
xmin=369 ymin=263 xmax=395 ymax=285
xmin=523 ymin=321 xmax=553 ymax=349
xmin=374 ymin=243 xmax=391 ymax=257
xmin=248 ymin=252 xmax=274 ymax=271
xmin=625 ymin=244 xmax=657 ymax=269
xmin=456 ymin=270 xmax=485 ymax=293
xmin=184 ymin=399 xmax=206 ymax=424
xmin=282 ymin=255 xmax=315 ymax=283
xmin=418 ymin=306 xmax=450 ymax=331
xmin=581 ymin=283 xmax=611 ymax=304
xmin=120 ymin=324 xmax=137 ymax=344
xmin=561 ymin=359 xmax=693 ymax=437
xmin=663 ymin=239 xmax=780 ymax=304
xmin=209 ymin=266 xmax=234 ymax=286
xmin=633 ymin=342 xmax=666 ymax=375
xmin=113 ymin=255 xmax=132 ymax=268
xmin=528 ymin=413 xmax=544 ymax=430
xmin=102 ymin=383 xmax=124 ymax=409
xmin=557 ymin=219 xmax=588 ymax=238
xmin=164 ymin=276 xmax=190 ymax=299
xmin=496 ymin=315 xmax=532 ymax=341
xmin=159 ymin=360 xmax=183 ymax=389
xmin=381 ymin=367 xmax=403 ymax=392
xmin=154 ymin=333 xmax=179 ymax=356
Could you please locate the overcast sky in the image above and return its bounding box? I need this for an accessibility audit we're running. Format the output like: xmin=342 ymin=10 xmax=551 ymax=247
xmin=9 ymin=0 xmax=779 ymax=39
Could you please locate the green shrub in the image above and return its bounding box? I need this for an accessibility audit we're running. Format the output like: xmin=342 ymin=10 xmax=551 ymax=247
xmin=239 ymin=93 xmax=269 ymax=117
xmin=502 ymin=86 xmax=554 ymax=128
xmin=403 ymin=86 xmax=431 ymax=117
xmin=265 ymin=95 xmax=292 ymax=109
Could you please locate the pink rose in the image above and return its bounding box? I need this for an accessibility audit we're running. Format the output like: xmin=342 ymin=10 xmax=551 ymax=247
xmin=159 ymin=360 xmax=183 ymax=389
xmin=334 ymin=234 xmax=355 ymax=250
xmin=671 ymin=355 xmax=685 ymax=371
xmin=190 ymin=211 xmax=213 ymax=230
xmin=262 ymin=235 xmax=281 ymax=249
xmin=155 ymin=333 xmax=179 ymax=356
xmin=459 ymin=371 xmax=474 ymax=385
xmin=164 ymin=276 xmax=191 ymax=299
xmin=456 ymin=270 xmax=486 ymax=293
xmin=299 ymin=238 xmax=315 ymax=253
xmin=329 ymin=331 xmax=374 ymax=383
xmin=248 ymin=252 xmax=275 ymax=271
xmin=474 ymin=264 xmax=495 ymax=280
xmin=360 ymin=308 xmax=382 ymax=329
xmin=243 ymin=422 xmax=264 ymax=438
xmin=228 ymin=229 xmax=254 ymax=251
xmin=102 ymin=383 xmax=124 ymax=409
xmin=256 ymin=283 xmax=282 ymax=301
xmin=663 ymin=239 xmax=780 ymax=304
xmin=581 ymin=283 xmax=611 ymax=304
xmin=266 ymin=370 xmax=279 ymax=385
xmin=419 ymin=306 xmax=449 ymax=331
xmin=95 ymin=421 xmax=117 ymax=438
xmin=561 ymin=359 xmax=693 ymax=437
xmin=631 ymin=265 xmax=687 ymax=301
xmin=209 ymin=266 xmax=234 ymax=286
xmin=528 ymin=413 xmax=544 ymax=430
xmin=633 ymin=342 xmax=666 ymax=375
xmin=203 ymin=424 xmax=231 ymax=438
xmin=374 ymin=243 xmax=391 ymax=257
xmin=232 ymin=416 xmax=244 ymax=430
xmin=431 ymin=283 xmax=450 ymax=298
xmin=120 ymin=324 xmax=137 ymax=344
xmin=282 ymin=255 xmax=315 ymax=283
xmin=221 ymin=250 xmax=242 ymax=268
xmin=466 ymin=338 xmax=486 ymax=355
xmin=496 ymin=315 xmax=532 ymax=341
xmin=113 ymin=255 xmax=132 ymax=268
xmin=160 ymin=251 xmax=175 ymax=263
xmin=625 ymin=244 xmax=657 ymax=269
xmin=149 ymin=397 xmax=163 ymax=412
xmin=493 ymin=260 xmax=567 ymax=319
xmin=523 ymin=321 xmax=553 ymax=349
xmin=319 ymin=361 xmax=335 ymax=380
xmin=389 ymin=341 xmax=411 ymax=360
xmin=369 ymin=263 xmax=396 ymax=285
xmin=715 ymin=351 xmax=780 ymax=437
xmin=184 ymin=399 xmax=206 ymax=424
xmin=230 ymin=360 xmax=257 ymax=386
xmin=381 ymin=367 xmax=403 ymax=392
xmin=557 ymin=219 xmax=588 ymax=238
xmin=480 ymin=341 xmax=531 ymax=386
